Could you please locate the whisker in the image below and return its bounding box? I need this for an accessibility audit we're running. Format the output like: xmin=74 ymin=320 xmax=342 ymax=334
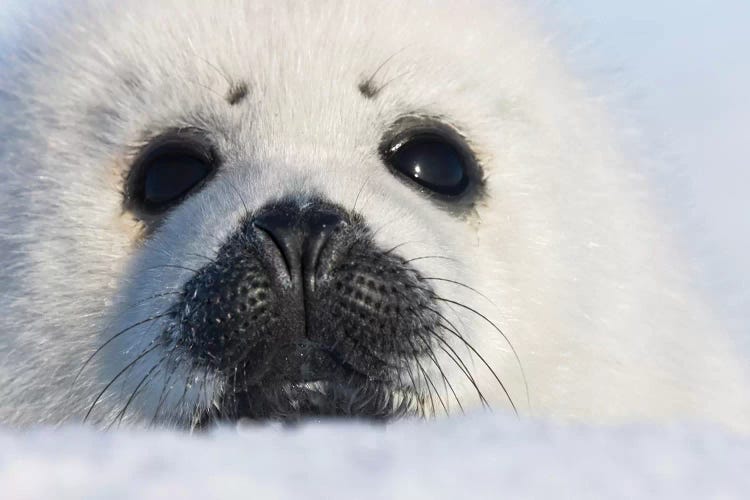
xmin=414 ymin=332 xmax=464 ymax=414
xmin=374 ymin=70 xmax=412 ymax=93
xmin=434 ymin=297 xmax=530 ymax=411
xmin=420 ymin=277 xmax=495 ymax=306
xmin=351 ymin=175 xmax=373 ymax=214
xmin=405 ymin=255 xmax=459 ymax=265
xmin=405 ymin=336 xmax=449 ymax=416
xmin=84 ymin=342 xmax=162 ymax=423
xmin=363 ymin=47 xmax=408 ymax=87
xmin=150 ymin=364 xmax=177 ymax=427
xmin=191 ymin=53 xmax=233 ymax=87
xmin=109 ymin=354 xmax=167 ymax=429
xmin=429 ymin=329 xmax=489 ymax=409
xmin=369 ymin=215 xmax=403 ymax=241
xmin=383 ymin=240 xmax=428 ymax=256
xmin=72 ymin=311 xmax=173 ymax=391
xmin=186 ymin=252 xmax=217 ymax=266
xmin=149 ymin=339 xmax=189 ymax=427
xmin=107 ymin=292 xmax=183 ymax=325
xmin=435 ymin=316 xmax=518 ymax=416
xmin=400 ymin=352 xmax=432 ymax=417
xmin=182 ymin=77 xmax=226 ymax=100
xmin=225 ymin=176 xmax=250 ymax=216
xmin=190 ymin=365 xmax=214 ymax=432
xmin=172 ymin=366 xmax=195 ymax=426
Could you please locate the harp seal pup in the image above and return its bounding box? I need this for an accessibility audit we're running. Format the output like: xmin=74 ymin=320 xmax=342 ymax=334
xmin=0 ymin=0 xmax=747 ymax=430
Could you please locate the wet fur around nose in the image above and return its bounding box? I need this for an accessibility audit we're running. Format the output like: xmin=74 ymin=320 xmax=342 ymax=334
xmin=175 ymin=200 xmax=437 ymax=372
xmin=172 ymin=198 xmax=442 ymax=411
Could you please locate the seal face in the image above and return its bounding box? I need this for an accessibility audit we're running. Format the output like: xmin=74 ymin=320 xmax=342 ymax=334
xmin=107 ymin=111 xmax=488 ymax=425
xmin=1 ymin=0 xmax=748 ymax=431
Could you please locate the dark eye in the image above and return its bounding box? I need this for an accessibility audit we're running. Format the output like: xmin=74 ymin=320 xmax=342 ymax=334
xmin=143 ymin=153 xmax=211 ymax=206
xmin=127 ymin=132 xmax=216 ymax=213
xmin=383 ymin=129 xmax=472 ymax=197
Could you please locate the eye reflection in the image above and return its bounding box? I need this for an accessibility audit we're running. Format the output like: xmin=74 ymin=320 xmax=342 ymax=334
xmin=386 ymin=133 xmax=469 ymax=196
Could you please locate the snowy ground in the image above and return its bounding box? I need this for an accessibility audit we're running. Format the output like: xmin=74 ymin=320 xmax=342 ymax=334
xmin=2 ymin=415 xmax=749 ymax=500
xmin=1 ymin=1 xmax=749 ymax=499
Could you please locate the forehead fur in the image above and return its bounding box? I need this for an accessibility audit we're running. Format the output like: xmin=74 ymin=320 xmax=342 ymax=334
xmin=8 ymin=0 xmax=575 ymax=162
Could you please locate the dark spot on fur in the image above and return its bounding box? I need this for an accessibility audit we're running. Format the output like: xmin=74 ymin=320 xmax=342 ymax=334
xmin=226 ymin=82 xmax=249 ymax=105
xmin=358 ymin=78 xmax=380 ymax=99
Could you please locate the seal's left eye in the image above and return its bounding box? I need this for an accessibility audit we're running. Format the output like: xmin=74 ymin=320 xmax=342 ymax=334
xmin=127 ymin=132 xmax=217 ymax=214
xmin=385 ymin=133 xmax=469 ymax=196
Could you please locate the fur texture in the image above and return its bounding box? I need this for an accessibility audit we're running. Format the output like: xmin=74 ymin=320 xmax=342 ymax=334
xmin=0 ymin=0 xmax=747 ymax=430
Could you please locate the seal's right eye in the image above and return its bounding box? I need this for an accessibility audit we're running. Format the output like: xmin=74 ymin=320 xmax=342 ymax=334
xmin=127 ymin=130 xmax=217 ymax=214
xmin=142 ymin=151 xmax=211 ymax=206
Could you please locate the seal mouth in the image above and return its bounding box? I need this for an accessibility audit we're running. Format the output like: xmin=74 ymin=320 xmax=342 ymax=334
xmin=195 ymin=371 xmax=418 ymax=427
xmin=189 ymin=338 xmax=423 ymax=427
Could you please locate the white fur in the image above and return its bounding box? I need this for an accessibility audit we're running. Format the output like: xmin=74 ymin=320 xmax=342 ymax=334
xmin=0 ymin=0 xmax=747 ymax=430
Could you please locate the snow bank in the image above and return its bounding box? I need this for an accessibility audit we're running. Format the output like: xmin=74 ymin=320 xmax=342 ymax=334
xmin=1 ymin=415 xmax=748 ymax=499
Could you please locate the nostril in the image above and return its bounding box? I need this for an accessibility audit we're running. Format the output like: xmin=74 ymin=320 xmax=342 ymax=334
xmin=251 ymin=201 xmax=349 ymax=292
xmin=303 ymin=211 xmax=348 ymax=289
xmin=253 ymin=211 xmax=302 ymax=283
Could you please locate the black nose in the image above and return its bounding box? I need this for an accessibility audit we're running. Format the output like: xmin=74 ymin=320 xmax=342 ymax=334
xmin=252 ymin=202 xmax=348 ymax=293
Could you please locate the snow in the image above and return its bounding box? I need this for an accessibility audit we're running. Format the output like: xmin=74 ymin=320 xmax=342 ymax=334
xmin=1 ymin=415 xmax=749 ymax=499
